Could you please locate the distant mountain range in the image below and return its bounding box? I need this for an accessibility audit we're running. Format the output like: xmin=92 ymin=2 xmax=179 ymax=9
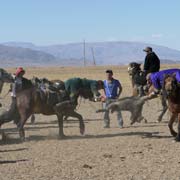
xmin=1 ymin=41 xmax=180 ymax=67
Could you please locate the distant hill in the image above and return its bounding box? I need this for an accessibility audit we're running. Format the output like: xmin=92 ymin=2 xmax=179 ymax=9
xmin=0 ymin=44 xmax=57 ymax=67
xmin=1 ymin=41 xmax=180 ymax=66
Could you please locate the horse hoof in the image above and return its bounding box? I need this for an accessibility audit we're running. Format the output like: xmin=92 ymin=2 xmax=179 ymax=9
xmin=157 ymin=118 xmax=162 ymax=123
xmin=171 ymin=132 xmax=177 ymax=137
xmin=20 ymin=137 xmax=26 ymax=142
xmin=1 ymin=132 xmax=7 ymax=142
xmin=31 ymin=117 xmax=35 ymax=124
xmin=80 ymin=127 xmax=85 ymax=135
xmin=175 ymin=136 xmax=180 ymax=142
xmin=59 ymin=134 xmax=66 ymax=140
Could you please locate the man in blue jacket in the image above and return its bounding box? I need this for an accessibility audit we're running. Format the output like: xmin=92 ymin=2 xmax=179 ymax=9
xmin=103 ymin=70 xmax=123 ymax=128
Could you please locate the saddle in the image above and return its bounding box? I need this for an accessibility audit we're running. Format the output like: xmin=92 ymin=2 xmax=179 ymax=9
xmin=33 ymin=77 xmax=68 ymax=106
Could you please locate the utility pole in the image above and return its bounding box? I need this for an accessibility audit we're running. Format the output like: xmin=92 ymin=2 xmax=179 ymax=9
xmin=91 ymin=47 xmax=96 ymax=66
xmin=83 ymin=40 xmax=86 ymax=67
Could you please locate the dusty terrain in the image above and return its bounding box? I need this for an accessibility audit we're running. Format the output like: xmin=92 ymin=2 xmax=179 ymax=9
xmin=1 ymin=65 xmax=180 ymax=180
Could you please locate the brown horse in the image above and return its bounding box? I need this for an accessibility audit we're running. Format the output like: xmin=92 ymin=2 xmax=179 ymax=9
xmin=29 ymin=77 xmax=65 ymax=123
xmin=163 ymin=74 xmax=180 ymax=141
xmin=1 ymin=85 xmax=85 ymax=141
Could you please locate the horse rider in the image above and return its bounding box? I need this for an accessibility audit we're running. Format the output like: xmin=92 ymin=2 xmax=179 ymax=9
xmin=64 ymin=78 xmax=104 ymax=106
xmin=0 ymin=67 xmax=32 ymax=125
xmin=146 ymin=69 xmax=179 ymax=97
xmin=102 ymin=70 xmax=123 ymax=128
xmin=143 ymin=47 xmax=160 ymax=74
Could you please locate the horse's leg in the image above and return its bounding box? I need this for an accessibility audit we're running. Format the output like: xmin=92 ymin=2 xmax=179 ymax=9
xmin=130 ymin=113 xmax=136 ymax=125
xmin=157 ymin=94 xmax=168 ymax=122
xmin=30 ymin=114 xmax=35 ymax=124
xmin=175 ymin=114 xmax=180 ymax=141
xmin=168 ymin=113 xmax=177 ymax=137
xmin=18 ymin=110 xmax=31 ymax=141
xmin=57 ymin=114 xmax=65 ymax=139
xmin=63 ymin=115 xmax=68 ymax=122
xmin=68 ymin=111 xmax=85 ymax=135
xmin=132 ymin=86 xmax=138 ymax=96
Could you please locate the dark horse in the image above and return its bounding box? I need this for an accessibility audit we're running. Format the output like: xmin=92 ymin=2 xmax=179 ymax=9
xmin=29 ymin=77 xmax=65 ymax=123
xmin=0 ymin=78 xmax=98 ymax=140
xmin=163 ymin=74 xmax=180 ymax=141
xmin=128 ymin=62 xmax=168 ymax=122
xmin=128 ymin=62 xmax=147 ymax=96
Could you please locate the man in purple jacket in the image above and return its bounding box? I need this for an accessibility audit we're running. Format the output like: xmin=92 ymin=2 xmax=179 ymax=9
xmin=146 ymin=69 xmax=180 ymax=95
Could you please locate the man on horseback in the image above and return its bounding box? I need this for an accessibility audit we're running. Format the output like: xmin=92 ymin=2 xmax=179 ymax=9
xmin=133 ymin=47 xmax=160 ymax=97
xmin=146 ymin=69 xmax=179 ymax=97
xmin=103 ymin=70 xmax=123 ymax=128
xmin=143 ymin=47 xmax=160 ymax=74
xmin=0 ymin=67 xmax=32 ymax=125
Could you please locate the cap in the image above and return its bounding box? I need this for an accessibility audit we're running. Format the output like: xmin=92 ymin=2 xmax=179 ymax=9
xmin=106 ymin=69 xmax=113 ymax=74
xmin=15 ymin=67 xmax=25 ymax=76
xmin=143 ymin=47 xmax=152 ymax=52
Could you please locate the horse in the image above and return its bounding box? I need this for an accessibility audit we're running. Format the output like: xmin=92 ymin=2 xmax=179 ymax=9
xmin=28 ymin=77 xmax=65 ymax=124
xmin=127 ymin=62 xmax=147 ymax=96
xmin=0 ymin=68 xmax=14 ymax=140
xmin=163 ymin=74 xmax=180 ymax=141
xmin=127 ymin=62 xmax=168 ymax=122
xmin=0 ymin=68 xmax=14 ymax=89
xmin=0 ymin=68 xmax=14 ymax=96
xmin=0 ymin=86 xmax=82 ymax=140
xmin=96 ymin=96 xmax=152 ymax=125
xmin=0 ymin=78 xmax=100 ymax=141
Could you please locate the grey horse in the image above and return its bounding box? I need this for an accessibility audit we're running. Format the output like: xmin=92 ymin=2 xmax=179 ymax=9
xmin=0 ymin=68 xmax=14 ymax=94
xmin=96 ymin=96 xmax=155 ymax=125
xmin=0 ymin=68 xmax=14 ymax=140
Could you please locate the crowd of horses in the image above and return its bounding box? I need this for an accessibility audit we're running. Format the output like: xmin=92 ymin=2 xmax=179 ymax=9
xmin=128 ymin=62 xmax=180 ymax=142
xmin=0 ymin=63 xmax=180 ymax=142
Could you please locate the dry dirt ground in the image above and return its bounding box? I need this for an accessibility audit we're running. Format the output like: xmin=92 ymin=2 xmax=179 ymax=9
xmin=1 ymin=66 xmax=180 ymax=180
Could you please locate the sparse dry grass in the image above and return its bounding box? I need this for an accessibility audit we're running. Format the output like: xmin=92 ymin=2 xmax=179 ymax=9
xmin=1 ymin=65 xmax=180 ymax=180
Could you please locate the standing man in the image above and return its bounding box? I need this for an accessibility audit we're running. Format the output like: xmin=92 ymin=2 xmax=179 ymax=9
xmin=103 ymin=70 xmax=123 ymax=128
xmin=143 ymin=47 xmax=160 ymax=74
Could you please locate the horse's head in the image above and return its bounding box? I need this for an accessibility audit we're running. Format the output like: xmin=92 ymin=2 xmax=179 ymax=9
xmin=128 ymin=62 xmax=141 ymax=76
xmin=163 ymin=73 xmax=178 ymax=96
xmin=0 ymin=69 xmax=14 ymax=93
xmin=79 ymin=80 xmax=104 ymax=101
xmin=0 ymin=69 xmax=14 ymax=83
xmin=79 ymin=89 xmax=94 ymax=100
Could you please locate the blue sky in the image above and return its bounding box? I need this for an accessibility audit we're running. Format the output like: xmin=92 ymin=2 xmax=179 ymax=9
xmin=0 ymin=0 xmax=179 ymax=49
